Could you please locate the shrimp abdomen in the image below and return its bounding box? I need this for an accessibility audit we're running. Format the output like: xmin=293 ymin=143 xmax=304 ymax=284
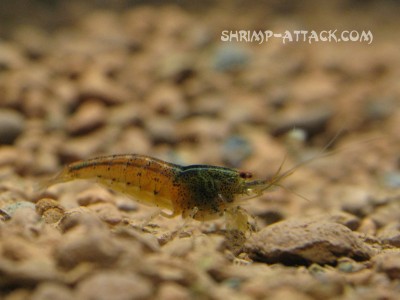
xmin=49 ymin=154 xmax=184 ymax=211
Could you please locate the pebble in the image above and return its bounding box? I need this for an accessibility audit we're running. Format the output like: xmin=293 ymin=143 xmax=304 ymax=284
xmin=377 ymin=222 xmax=400 ymax=247
xmin=0 ymin=146 xmax=19 ymax=167
xmin=0 ymin=42 xmax=25 ymax=70
xmin=0 ymin=201 xmax=36 ymax=220
xmin=109 ymin=127 xmax=151 ymax=155
xmin=77 ymin=66 xmax=130 ymax=105
xmin=156 ymin=282 xmax=191 ymax=300
xmin=55 ymin=225 xmax=122 ymax=269
xmin=372 ymin=251 xmax=400 ymax=280
xmin=56 ymin=207 xmax=106 ymax=233
xmin=178 ymin=117 xmax=230 ymax=142
xmin=382 ymin=171 xmax=400 ymax=188
xmin=59 ymin=126 xmax=120 ymax=161
xmin=35 ymin=198 xmax=65 ymax=224
xmin=88 ymin=202 xmax=123 ymax=225
xmin=76 ymin=271 xmax=152 ymax=300
xmin=66 ymin=100 xmax=107 ymax=135
xmin=269 ymin=105 xmax=333 ymax=136
xmin=0 ymin=109 xmax=25 ymax=144
xmin=221 ymin=135 xmax=253 ymax=168
xmin=162 ymin=237 xmax=194 ymax=257
xmin=370 ymin=201 xmax=400 ymax=227
xmin=157 ymin=53 xmax=195 ymax=84
xmin=76 ymin=187 xmax=114 ymax=206
xmin=357 ymin=218 xmax=377 ymax=236
xmin=314 ymin=211 xmax=361 ymax=231
xmin=145 ymin=117 xmax=178 ymax=145
xmin=146 ymin=84 xmax=187 ymax=118
xmin=339 ymin=186 xmax=374 ymax=217
xmin=212 ymin=45 xmax=250 ymax=72
xmin=245 ymin=219 xmax=373 ymax=265
xmin=31 ymin=282 xmax=74 ymax=300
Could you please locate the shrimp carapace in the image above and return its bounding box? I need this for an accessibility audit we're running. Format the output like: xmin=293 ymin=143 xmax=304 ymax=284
xmin=44 ymin=154 xmax=288 ymax=221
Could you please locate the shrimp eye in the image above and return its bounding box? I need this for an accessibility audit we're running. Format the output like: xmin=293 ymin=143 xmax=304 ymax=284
xmin=239 ymin=171 xmax=253 ymax=179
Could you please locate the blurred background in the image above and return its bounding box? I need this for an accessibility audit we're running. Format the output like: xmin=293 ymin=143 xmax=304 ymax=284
xmin=1 ymin=1 xmax=400 ymax=299
xmin=0 ymin=0 xmax=399 ymax=212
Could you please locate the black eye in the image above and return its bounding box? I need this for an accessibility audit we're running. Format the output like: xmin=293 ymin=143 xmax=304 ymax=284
xmin=239 ymin=171 xmax=252 ymax=179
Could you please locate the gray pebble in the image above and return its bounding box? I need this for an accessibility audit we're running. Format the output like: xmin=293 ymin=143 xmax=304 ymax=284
xmin=0 ymin=109 xmax=25 ymax=144
xmin=213 ymin=45 xmax=250 ymax=71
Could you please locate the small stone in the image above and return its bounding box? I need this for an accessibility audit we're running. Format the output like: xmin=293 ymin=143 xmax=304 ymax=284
xmin=57 ymin=207 xmax=105 ymax=233
xmin=357 ymin=218 xmax=377 ymax=236
xmin=245 ymin=219 xmax=373 ymax=265
xmin=88 ymin=202 xmax=123 ymax=225
xmin=76 ymin=271 xmax=151 ymax=300
xmin=78 ymin=67 xmax=130 ymax=105
xmin=146 ymin=84 xmax=187 ymax=116
xmin=0 ymin=146 xmax=19 ymax=167
xmin=55 ymin=225 xmax=122 ymax=269
xmin=66 ymin=100 xmax=107 ymax=135
xmin=382 ymin=171 xmax=400 ymax=188
xmin=339 ymin=186 xmax=373 ymax=217
xmin=31 ymin=282 xmax=74 ymax=300
xmin=0 ymin=42 xmax=25 ymax=70
xmin=314 ymin=212 xmax=361 ymax=231
xmin=0 ymin=251 xmax=59 ymax=286
xmin=0 ymin=109 xmax=25 ymax=144
xmin=145 ymin=117 xmax=178 ymax=145
xmin=377 ymin=222 xmax=400 ymax=247
xmin=370 ymin=201 xmax=400 ymax=227
xmin=35 ymin=198 xmax=65 ymax=224
xmin=373 ymin=251 xmax=400 ymax=280
xmin=76 ymin=187 xmax=114 ymax=206
xmin=156 ymin=282 xmax=191 ymax=300
xmin=212 ymin=45 xmax=250 ymax=72
xmin=0 ymin=201 xmax=36 ymax=219
xmin=162 ymin=237 xmax=193 ymax=257
xmin=221 ymin=135 xmax=253 ymax=168
xmin=59 ymin=126 xmax=120 ymax=161
xmin=270 ymin=105 xmax=333 ymax=137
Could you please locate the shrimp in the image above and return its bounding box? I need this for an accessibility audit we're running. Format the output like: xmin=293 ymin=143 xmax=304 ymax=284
xmin=42 ymin=153 xmax=294 ymax=222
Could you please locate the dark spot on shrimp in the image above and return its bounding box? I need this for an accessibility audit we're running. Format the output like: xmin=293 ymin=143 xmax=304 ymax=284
xmin=239 ymin=171 xmax=253 ymax=179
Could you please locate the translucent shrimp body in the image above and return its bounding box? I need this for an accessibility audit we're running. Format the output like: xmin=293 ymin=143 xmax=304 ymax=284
xmin=45 ymin=154 xmax=264 ymax=221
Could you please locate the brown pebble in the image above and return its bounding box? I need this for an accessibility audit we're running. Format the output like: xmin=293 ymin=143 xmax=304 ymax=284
xmin=377 ymin=222 xmax=400 ymax=247
xmin=370 ymin=201 xmax=400 ymax=228
xmin=57 ymin=207 xmax=105 ymax=233
xmin=88 ymin=202 xmax=123 ymax=225
xmin=55 ymin=225 xmax=122 ymax=269
xmin=76 ymin=187 xmax=114 ymax=206
xmin=78 ymin=66 xmax=130 ymax=105
xmin=156 ymin=282 xmax=191 ymax=300
xmin=36 ymin=198 xmax=65 ymax=224
xmin=162 ymin=237 xmax=193 ymax=257
xmin=314 ymin=211 xmax=361 ymax=231
xmin=59 ymin=126 xmax=120 ymax=161
xmin=146 ymin=83 xmax=187 ymax=118
xmin=67 ymin=100 xmax=107 ymax=135
xmin=245 ymin=219 xmax=373 ymax=265
xmin=357 ymin=218 xmax=377 ymax=236
xmin=76 ymin=271 xmax=151 ymax=300
xmin=31 ymin=282 xmax=74 ymax=300
xmin=0 ymin=147 xmax=19 ymax=167
xmin=373 ymin=251 xmax=400 ymax=280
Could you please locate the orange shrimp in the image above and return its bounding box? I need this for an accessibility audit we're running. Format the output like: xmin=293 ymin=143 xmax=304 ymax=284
xmin=42 ymin=153 xmax=295 ymax=223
